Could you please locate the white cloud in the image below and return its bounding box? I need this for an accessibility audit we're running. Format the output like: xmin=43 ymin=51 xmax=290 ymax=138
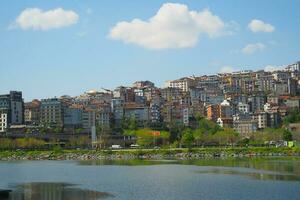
xmin=248 ymin=19 xmax=275 ymax=33
xmin=242 ymin=43 xmax=265 ymax=54
xmin=13 ymin=8 xmax=79 ymax=30
xmin=219 ymin=66 xmax=235 ymax=74
xmin=108 ymin=3 xmax=234 ymax=49
xmin=264 ymin=65 xmax=282 ymax=72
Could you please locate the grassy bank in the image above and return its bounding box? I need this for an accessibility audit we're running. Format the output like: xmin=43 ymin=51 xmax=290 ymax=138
xmin=0 ymin=147 xmax=300 ymax=160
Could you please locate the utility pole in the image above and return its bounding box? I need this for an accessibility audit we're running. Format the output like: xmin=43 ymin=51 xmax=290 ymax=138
xmin=91 ymin=126 xmax=97 ymax=149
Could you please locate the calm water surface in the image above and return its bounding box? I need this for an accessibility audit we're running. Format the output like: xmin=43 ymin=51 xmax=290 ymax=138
xmin=0 ymin=157 xmax=300 ymax=200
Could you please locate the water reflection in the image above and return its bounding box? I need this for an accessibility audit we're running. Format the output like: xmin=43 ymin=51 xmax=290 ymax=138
xmin=79 ymin=159 xmax=180 ymax=166
xmin=3 ymin=182 xmax=113 ymax=200
xmin=180 ymin=157 xmax=300 ymax=176
xmin=196 ymin=168 xmax=300 ymax=181
xmin=79 ymin=157 xmax=300 ymax=182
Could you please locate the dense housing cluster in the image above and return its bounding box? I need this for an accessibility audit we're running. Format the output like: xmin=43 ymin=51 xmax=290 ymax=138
xmin=1 ymin=61 xmax=300 ymax=138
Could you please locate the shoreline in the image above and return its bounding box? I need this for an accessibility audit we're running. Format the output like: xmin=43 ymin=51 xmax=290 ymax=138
xmin=0 ymin=147 xmax=300 ymax=161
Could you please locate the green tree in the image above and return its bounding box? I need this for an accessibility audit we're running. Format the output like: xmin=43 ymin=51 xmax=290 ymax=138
xmin=283 ymin=129 xmax=293 ymax=141
xmin=213 ymin=128 xmax=239 ymax=146
xmin=261 ymin=128 xmax=283 ymax=141
xmin=74 ymin=128 xmax=84 ymax=134
xmin=181 ymin=129 xmax=195 ymax=149
xmin=128 ymin=116 xmax=137 ymax=130
xmin=168 ymin=122 xmax=185 ymax=142
xmin=197 ymin=116 xmax=221 ymax=135
xmin=193 ymin=129 xmax=204 ymax=147
xmin=25 ymin=128 xmax=31 ymax=134
xmin=284 ymin=108 xmax=300 ymax=124
xmin=0 ymin=138 xmax=14 ymax=149
xmin=53 ymin=127 xmax=62 ymax=133
xmin=121 ymin=116 xmax=138 ymax=136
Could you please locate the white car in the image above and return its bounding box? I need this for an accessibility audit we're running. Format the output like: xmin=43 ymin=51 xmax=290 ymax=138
xmin=130 ymin=144 xmax=140 ymax=148
xmin=111 ymin=145 xmax=122 ymax=149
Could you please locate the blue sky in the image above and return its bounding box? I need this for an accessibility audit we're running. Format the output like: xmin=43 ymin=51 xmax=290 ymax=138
xmin=1 ymin=0 xmax=300 ymax=101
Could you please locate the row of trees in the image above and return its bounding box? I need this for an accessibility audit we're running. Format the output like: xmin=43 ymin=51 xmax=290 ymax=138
xmin=0 ymin=136 xmax=91 ymax=150
xmin=0 ymin=138 xmax=46 ymax=149
xmin=119 ymin=114 xmax=294 ymax=149
xmin=4 ymin=108 xmax=298 ymax=150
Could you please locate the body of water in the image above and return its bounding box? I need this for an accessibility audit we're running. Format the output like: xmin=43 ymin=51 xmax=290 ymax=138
xmin=0 ymin=157 xmax=300 ymax=200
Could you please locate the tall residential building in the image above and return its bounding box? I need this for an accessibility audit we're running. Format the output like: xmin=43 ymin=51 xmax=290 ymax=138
xmin=0 ymin=91 xmax=24 ymax=132
xmin=24 ymin=99 xmax=40 ymax=125
xmin=94 ymin=103 xmax=111 ymax=128
xmin=124 ymin=102 xmax=149 ymax=126
xmin=40 ymin=98 xmax=64 ymax=127
xmin=255 ymin=72 xmax=274 ymax=92
xmin=0 ymin=111 xmax=7 ymax=132
xmin=206 ymin=104 xmax=220 ymax=122
xmin=233 ymin=114 xmax=257 ymax=137
xmin=162 ymin=102 xmax=189 ymax=125
xmin=248 ymin=94 xmax=266 ymax=112
xmin=219 ymin=100 xmax=232 ymax=118
xmin=111 ymin=98 xmax=124 ymax=128
xmin=286 ymin=61 xmax=300 ymax=72
xmin=82 ymin=108 xmax=96 ymax=133
xmin=150 ymin=103 xmax=162 ymax=125
xmin=63 ymin=107 xmax=83 ymax=128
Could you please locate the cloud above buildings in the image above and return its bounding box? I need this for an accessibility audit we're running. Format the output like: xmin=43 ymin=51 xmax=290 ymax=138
xmin=248 ymin=19 xmax=275 ymax=33
xmin=11 ymin=8 xmax=79 ymax=30
xmin=242 ymin=43 xmax=265 ymax=54
xmin=108 ymin=3 xmax=235 ymax=49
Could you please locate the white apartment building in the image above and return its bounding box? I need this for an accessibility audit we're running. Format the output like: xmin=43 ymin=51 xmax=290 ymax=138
xmin=166 ymin=77 xmax=196 ymax=92
xmin=0 ymin=112 xmax=7 ymax=132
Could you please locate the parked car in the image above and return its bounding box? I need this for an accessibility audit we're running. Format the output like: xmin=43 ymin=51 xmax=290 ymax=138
xmin=111 ymin=145 xmax=122 ymax=149
xmin=130 ymin=144 xmax=140 ymax=149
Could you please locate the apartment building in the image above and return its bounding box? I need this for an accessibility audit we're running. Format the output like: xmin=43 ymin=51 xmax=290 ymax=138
xmin=40 ymin=98 xmax=64 ymax=127
xmin=0 ymin=91 xmax=24 ymax=132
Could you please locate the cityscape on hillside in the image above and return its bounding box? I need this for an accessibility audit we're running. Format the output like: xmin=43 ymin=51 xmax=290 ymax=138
xmin=1 ymin=60 xmax=300 ymax=143
xmin=2 ymin=1 xmax=300 ymax=199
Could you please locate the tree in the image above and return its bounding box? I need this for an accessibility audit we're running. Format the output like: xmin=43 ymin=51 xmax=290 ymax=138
xmin=249 ymin=132 xmax=265 ymax=146
xmin=213 ymin=128 xmax=239 ymax=146
xmin=261 ymin=128 xmax=283 ymax=141
xmin=0 ymin=138 xmax=14 ymax=149
xmin=181 ymin=129 xmax=195 ymax=149
xmin=168 ymin=121 xmax=185 ymax=142
xmin=193 ymin=129 xmax=204 ymax=147
xmin=284 ymin=108 xmax=300 ymax=125
xmin=25 ymin=128 xmax=31 ymax=134
xmin=53 ymin=127 xmax=62 ymax=133
xmin=40 ymin=123 xmax=50 ymax=134
xmin=283 ymin=129 xmax=293 ymax=141
xmin=123 ymin=129 xmax=136 ymax=136
xmin=74 ymin=128 xmax=84 ymax=134
xmin=197 ymin=116 xmax=221 ymax=135
xmin=128 ymin=116 xmax=138 ymax=130
xmin=121 ymin=116 xmax=138 ymax=136
xmin=14 ymin=138 xmax=45 ymax=149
